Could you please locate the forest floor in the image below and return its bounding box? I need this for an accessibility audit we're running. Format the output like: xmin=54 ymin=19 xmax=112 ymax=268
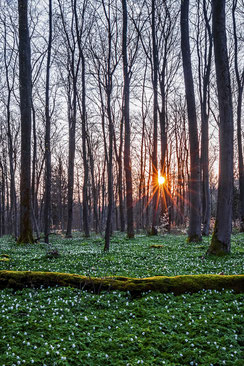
xmin=0 ymin=232 xmax=243 ymax=365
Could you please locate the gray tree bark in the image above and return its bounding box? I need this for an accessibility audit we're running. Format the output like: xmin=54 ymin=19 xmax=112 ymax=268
xmin=122 ymin=0 xmax=134 ymax=239
xmin=181 ymin=0 xmax=202 ymax=242
xmin=17 ymin=0 xmax=34 ymax=244
xmin=207 ymin=0 xmax=233 ymax=255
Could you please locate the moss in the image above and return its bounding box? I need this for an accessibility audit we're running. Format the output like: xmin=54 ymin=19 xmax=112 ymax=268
xmin=150 ymin=245 xmax=164 ymax=248
xmin=207 ymin=230 xmax=230 ymax=256
xmin=0 ymin=270 xmax=243 ymax=295
xmin=17 ymin=228 xmax=34 ymax=245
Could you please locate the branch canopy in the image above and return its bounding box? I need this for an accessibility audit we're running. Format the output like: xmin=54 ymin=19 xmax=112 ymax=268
xmin=0 ymin=271 xmax=243 ymax=295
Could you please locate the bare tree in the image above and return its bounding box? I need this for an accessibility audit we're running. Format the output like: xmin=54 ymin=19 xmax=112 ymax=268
xmin=207 ymin=0 xmax=233 ymax=255
xmin=232 ymin=0 xmax=244 ymax=232
xmin=122 ymin=0 xmax=134 ymax=238
xmin=44 ymin=0 xmax=53 ymax=244
xmin=181 ymin=0 xmax=202 ymax=242
xmin=17 ymin=0 xmax=34 ymax=244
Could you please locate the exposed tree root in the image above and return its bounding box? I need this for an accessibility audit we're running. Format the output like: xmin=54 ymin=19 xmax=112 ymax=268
xmin=0 ymin=271 xmax=243 ymax=295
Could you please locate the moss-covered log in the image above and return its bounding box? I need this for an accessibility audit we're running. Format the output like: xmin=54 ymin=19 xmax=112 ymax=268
xmin=0 ymin=270 xmax=243 ymax=295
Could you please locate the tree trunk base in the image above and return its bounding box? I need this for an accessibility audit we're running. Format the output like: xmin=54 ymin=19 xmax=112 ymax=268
xmin=17 ymin=230 xmax=34 ymax=244
xmin=187 ymin=234 xmax=202 ymax=243
xmin=207 ymin=231 xmax=230 ymax=256
xmin=0 ymin=271 xmax=243 ymax=295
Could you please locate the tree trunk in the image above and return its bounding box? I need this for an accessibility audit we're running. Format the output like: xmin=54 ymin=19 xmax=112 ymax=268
xmin=122 ymin=0 xmax=134 ymax=238
xmin=232 ymin=0 xmax=244 ymax=232
xmin=207 ymin=0 xmax=233 ymax=255
xmin=17 ymin=0 xmax=34 ymax=244
xmin=181 ymin=0 xmax=202 ymax=242
xmin=44 ymin=0 xmax=52 ymax=244
xmin=151 ymin=0 xmax=159 ymax=235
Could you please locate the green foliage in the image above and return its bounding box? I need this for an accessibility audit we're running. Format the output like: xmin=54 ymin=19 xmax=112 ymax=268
xmin=0 ymin=287 xmax=243 ymax=365
xmin=0 ymin=232 xmax=243 ymax=365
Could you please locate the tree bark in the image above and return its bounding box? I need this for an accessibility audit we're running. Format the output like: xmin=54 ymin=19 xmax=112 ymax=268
xmin=207 ymin=0 xmax=233 ymax=255
xmin=122 ymin=0 xmax=134 ymax=238
xmin=151 ymin=0 xmax=159 ymax=235
xmin=232 ymin=0 xmax=244 ymax=232
xmin=17 ymin=0 xmax=34 ymax=244
xmin=181 ymin=0 xmax=202 ymax=242
xmin=44 ymin=0 xmax=53 ymax=244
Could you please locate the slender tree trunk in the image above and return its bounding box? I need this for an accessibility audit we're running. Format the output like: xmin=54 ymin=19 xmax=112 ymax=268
xmin=122 ymin=0 xmax=134 ymax=238
xmin=81 ymin=55 xmax=90 ymax=237
xmin=232 ymin=0 xmax=244 ymax=232
xmin=104 ymin=91 xmax=113 ymax=251
xmin=199 ymin=0 xmax=212 ymax=236
xmin=181 ymin=0 xmax=202 ymax=242
xmin=44 ymin=0 xmax=52 ymax=244
xmin=151 ymin=0 xmax=159 ymax=235
xmin=207 ymin=0 xmax=233 ymax=255
xmin=17 ymin=0 xmax=34 ymax=244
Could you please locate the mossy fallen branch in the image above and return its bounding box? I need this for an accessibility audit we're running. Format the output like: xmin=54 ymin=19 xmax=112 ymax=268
xmin=0 ymin=271 xmax=243 ymax=295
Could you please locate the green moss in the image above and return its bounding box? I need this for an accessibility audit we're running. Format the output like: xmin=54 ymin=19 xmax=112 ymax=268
xmin=207 ymin=231 xmax=230 ymax=256
xmin=0 ymin=270 xmax=243 ymax=295
xmin=17 ymin=228 xmax=34 ymax=245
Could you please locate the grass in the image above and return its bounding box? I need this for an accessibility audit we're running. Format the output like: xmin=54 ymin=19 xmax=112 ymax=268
xmin=0 ymin=232 xmax=243 ymax=365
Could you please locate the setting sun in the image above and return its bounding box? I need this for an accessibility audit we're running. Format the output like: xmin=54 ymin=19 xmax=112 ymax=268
xmin=158 ymin=175 xmax=165 ymax=185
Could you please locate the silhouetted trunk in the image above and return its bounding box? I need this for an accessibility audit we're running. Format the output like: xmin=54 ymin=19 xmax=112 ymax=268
xmin=199 ymin=0 xmax=212 ymax=236
xmin=114 ymin=118 xmax=125 ymax=232
xmin=122 ymin=0 xmax=134 ymax=238
xmin=181 ymin=0 xmax=202 ymax=242
xmin=151 ymin=0 xmax=159 ymax=235
xmin=207 ymin=0 xmax=233 ymax=255
xmin=232 ymin=0 xmax=244 ymax=232
xmin=44 ymin=0 xmax=52 ymax=244
xmin=104 ymin=92 xmax=113 ymax=251
xmin=66 ymin=83 xmax=77 ymax=238
xmin=81 ymin=55 xmax=90 ymax=237
xmin=17 ymin=0 xmax=34 ymax=244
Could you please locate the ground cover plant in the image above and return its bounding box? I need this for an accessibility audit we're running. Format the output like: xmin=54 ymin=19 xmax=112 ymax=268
xmin=0 ymin=232 xmax=243 ymax=365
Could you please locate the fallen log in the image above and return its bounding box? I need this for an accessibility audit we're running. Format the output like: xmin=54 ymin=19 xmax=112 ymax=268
xmin=0 ymin=270 xmax=243 ymax=295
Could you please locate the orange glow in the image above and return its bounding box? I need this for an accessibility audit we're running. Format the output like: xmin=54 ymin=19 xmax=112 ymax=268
xmin=158 ymin=175 xmax=165 ymax=185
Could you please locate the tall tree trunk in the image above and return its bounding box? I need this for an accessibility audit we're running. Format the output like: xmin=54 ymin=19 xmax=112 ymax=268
xmin=199 ymin=0 xmax=212 ymax=236
xmin=104 ymin=92 xmax=113 ymax=251
xmin=17 ymin=0 xmax=34 ymax=244
xmin=122 ymin=0 xmax=134 ymax=238
xmin=81 ymin=54 xmax=90 ymax=237
xmin=44 ymin=0 xmax=52 ymax=244
xmin=207 ymin=0 xmax=233 ymax=255
xmin=232 ymin=0 xmax=244 ymax=232
xmin=66 ymin=90 xmax=77 ymax=238
xmin=151 ymin=0 xmax=159 ymax=235
xmin=181 ymin=0 xmax=202 ymax=242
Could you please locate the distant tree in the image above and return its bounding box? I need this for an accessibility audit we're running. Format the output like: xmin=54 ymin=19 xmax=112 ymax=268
xmin=232 ymin=0 xmax=244 ymax=232
xmin=17 ymin=0 xmax=34 ymax=244
xmin=44 ymin=0 xmax=53 ymax=244
xmin=207 ymin=0 xmax=233 ymax=255
xmin=196 ymin=0 xmax=212 ymax=236
xmin=122 ymin=0 xmax=134 ymax=238
xmin=181 ymin=0 xmax=202 ymax=242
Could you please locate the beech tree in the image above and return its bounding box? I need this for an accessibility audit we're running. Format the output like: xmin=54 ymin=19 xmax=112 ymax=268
xmin=181 ymin=0 xmax=202 ymax=242
xmin=44 ymin=0 xmax=53 ymax=244
xmin=17 ymin=0 xmax=34 ymax=244
xmin=122 ymin=0 xmax=134 ymax=238
xmin=207 ymin=0 xmax=233 ymax=255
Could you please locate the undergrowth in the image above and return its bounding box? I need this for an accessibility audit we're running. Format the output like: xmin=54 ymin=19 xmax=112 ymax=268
xmin=0 ymin=232 xmax=243 ymax=365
